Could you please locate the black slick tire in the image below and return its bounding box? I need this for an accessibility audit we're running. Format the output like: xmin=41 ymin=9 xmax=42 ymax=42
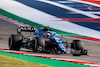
xmin=71 ymin=40 xmax=84 ymax=50
xmin=32 ymin=39 xmax=37 ymax=52
xmin=8 ymin=34 xmax=23 ymax=50
xmin=32 ymin=37 xmax=45 ymax=52
xmin=37 ymin=37 xmax=45 ymax=48
xmin=71 ymin=40 xmax=84 ymax=56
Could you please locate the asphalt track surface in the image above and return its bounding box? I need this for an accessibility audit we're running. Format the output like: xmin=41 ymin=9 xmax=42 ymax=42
xmin=0 ymin=19 xmax=100 ymax=63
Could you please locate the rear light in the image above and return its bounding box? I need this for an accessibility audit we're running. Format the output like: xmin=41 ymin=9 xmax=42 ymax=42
xmin=84 ymin=49 xmax=88 ymax=55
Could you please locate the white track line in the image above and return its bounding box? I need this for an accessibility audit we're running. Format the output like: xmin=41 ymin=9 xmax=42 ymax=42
xmin=0 ymin=49 xmax=100 ymax=67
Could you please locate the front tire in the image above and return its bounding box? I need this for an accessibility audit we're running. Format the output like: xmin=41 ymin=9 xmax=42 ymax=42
xmin=32 ymin=39 xmax=37 ymax=52
xmin=8 ymin=34 xmax=23 ymax=50
xmin=71 ymin=40 xmax=84 ymax=50
xmin=32 ymin=37 xmax=45 ymax=52
xmin=71 ymin=40 xmax=84 ymax=56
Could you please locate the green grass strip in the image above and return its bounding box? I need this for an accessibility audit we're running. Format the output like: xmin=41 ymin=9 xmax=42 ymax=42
xmin=0 ymin=8 xmax=89 ymax=37
xmin=0 ymin=51 xmax=91 ymax=67
xmin=0 ymin=54 xmax=51 ymax=67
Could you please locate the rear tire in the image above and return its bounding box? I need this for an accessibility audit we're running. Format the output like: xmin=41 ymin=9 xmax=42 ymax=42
xmin=8 ymin=35 xmax=23 ymax=50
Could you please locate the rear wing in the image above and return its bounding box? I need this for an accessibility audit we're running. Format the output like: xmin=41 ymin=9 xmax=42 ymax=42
xmin=17 ymin=26 xmax=36 ymax=34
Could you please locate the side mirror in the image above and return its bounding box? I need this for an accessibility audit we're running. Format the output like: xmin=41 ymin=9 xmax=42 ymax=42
xmin=53 ymin=33 xmax=56 ymax=35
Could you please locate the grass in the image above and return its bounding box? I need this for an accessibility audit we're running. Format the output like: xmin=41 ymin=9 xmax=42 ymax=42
xmin=0 ymin=55 xmax=51 ymax=67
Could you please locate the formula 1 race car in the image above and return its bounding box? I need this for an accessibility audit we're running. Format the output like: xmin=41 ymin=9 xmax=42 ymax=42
xmin=8 ymin=25 xmax=87 ymax=56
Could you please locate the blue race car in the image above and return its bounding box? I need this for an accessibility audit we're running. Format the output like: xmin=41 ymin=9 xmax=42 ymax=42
xmin=8 ymin=25 xmax=87 ymax=55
